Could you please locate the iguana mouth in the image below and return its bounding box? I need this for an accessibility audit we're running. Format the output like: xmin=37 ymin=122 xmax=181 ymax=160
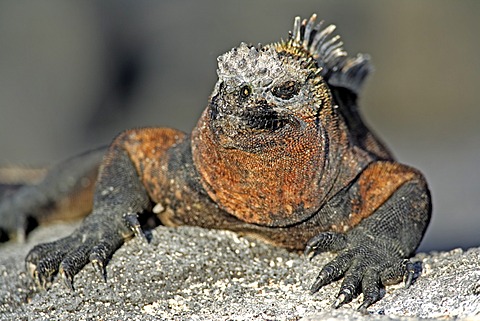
xmin=240 ymin=108 xmax=288 ymax=131
xmin=209 ymin=98 xmax=289 ymax=132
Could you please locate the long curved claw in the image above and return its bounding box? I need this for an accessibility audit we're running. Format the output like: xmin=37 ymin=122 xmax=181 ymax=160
xmin=332 ymin=292 xmax=349 ymax=309
xmin=404 ymin=260 xmax=415 ymax=288
xmin=310 ymin=265 xmax=337 ymax=294
xmin=310 ymin=251 xmax=354 ymax=294
xmin=124 ymin=213 xmax=148 ymax=243
xmin=89 ymin=230 xmax=124 ymax=282
xmin=358 ymin=269 xmax=381 ymax=312
xmin=26 ymin=264 xmax=35 ymax=282
xmin=60 ymin=268 xmax=75 ymax=291
xmin=332 ymin=263 xmax=363 ymax=309
xmin=33 ymin=269 xmax=44 ymax=289
xmin=357 ymin=298 xmax=374 ymax=314
xmin=91 ymin=259 xmax=107 ymax=282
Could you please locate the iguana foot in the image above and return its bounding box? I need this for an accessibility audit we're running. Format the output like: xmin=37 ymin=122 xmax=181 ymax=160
xmin=24 ymin=213 xmax=146 ymax=290
xmin=305 ymin=232 xmax=414 ymax=311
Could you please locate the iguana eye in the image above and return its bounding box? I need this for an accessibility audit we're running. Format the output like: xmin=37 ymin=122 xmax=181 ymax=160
xmin=272 ymin=81 xmax=299 ymax=100
xmin=240 ymin=85 xmax=252 ymax=99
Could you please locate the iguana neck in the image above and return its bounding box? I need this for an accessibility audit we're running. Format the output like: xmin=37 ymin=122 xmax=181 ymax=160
xmin=191 ymin=107 xmax=353 ymax=227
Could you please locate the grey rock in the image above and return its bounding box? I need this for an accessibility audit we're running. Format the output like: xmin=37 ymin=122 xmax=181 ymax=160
xmin=0 ymin=223 xmax=479 ymax=320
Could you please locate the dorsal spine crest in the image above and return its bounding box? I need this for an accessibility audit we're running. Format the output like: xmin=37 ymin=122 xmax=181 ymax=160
xmin=283 ymin=14 xmax=373 ymax=95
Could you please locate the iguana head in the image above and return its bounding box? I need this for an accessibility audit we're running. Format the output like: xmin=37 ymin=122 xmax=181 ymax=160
xmin=207 ymin=41 xmax=326 ymax=151
xmin=191 ymin=14 xmax=371 ymax=226
xmin=204 ymin=14 xmax=371 ymax=152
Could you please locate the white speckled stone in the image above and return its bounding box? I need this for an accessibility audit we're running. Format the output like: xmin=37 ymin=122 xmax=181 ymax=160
xmin=0 ymin=223 xmax=479 ymax=320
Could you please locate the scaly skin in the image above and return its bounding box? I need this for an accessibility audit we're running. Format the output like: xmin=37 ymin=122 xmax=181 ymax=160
xmin=1 ymin=14 xmax=431 ymax=310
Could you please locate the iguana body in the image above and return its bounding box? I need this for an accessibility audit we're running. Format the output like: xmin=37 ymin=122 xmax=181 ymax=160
xmin=0 ymin=15 xmax=430 ymax=310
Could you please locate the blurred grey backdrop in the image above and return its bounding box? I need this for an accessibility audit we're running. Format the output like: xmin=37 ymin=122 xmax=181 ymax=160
xmin=0 ymin=1 xmax=478 ymax=252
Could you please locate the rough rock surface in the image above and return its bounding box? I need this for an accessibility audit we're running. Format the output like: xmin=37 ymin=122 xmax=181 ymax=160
xmin=1 ymin=222 xmax=479 ymax=320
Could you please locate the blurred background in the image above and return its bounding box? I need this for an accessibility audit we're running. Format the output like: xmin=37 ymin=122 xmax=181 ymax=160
xmin=0 ymin=0 xmax=478 ymax=252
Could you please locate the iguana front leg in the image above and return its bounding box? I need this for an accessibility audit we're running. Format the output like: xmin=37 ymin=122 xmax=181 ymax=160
xmin=25 ymin=128 xmax=185 ymax=289
xmin=305 ymin=161 xmax=431 ymax=311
